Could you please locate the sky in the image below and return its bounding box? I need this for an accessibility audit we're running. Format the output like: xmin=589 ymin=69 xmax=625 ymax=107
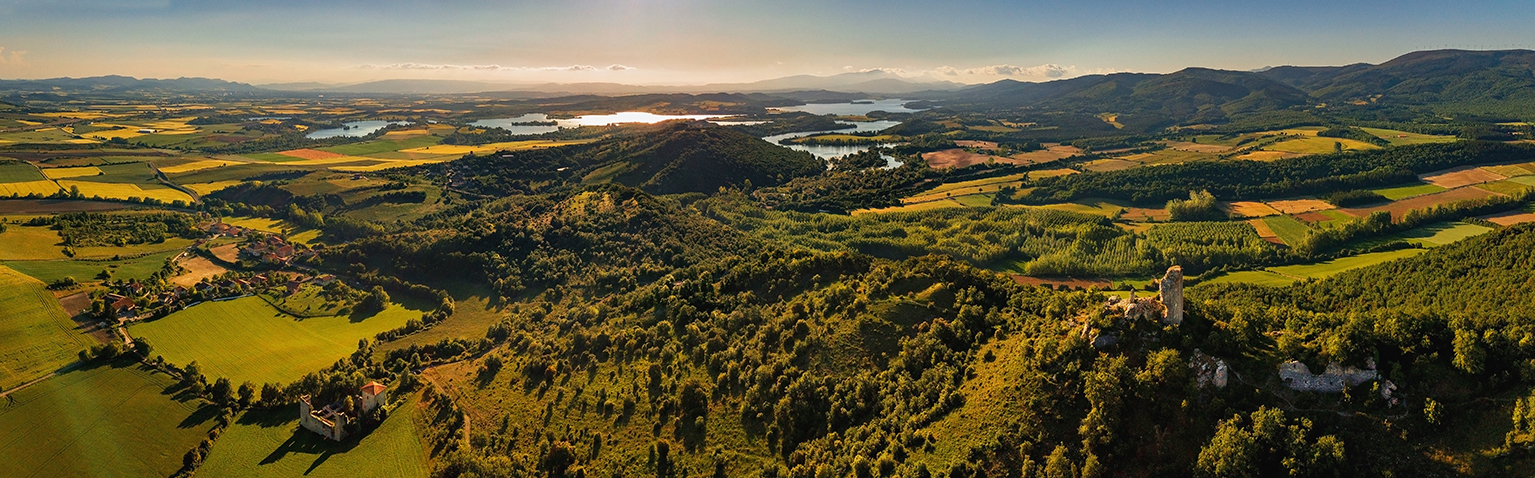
xmin=1 ymin=0 xmax=1533 ymax=86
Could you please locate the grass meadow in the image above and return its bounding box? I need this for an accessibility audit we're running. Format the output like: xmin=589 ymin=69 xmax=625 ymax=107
xmin=1261 ymin=215 xmax=1313 ymax=247
xmin=131 ymin=297 xmax=422 ymax=385
xmin=197 ymin=396 xmax=427 ymax=478
xmin=0 ymin=265 xmax=94 ymax=391
xmin=1 ymin=250 xmax=178 ymax=285
xmin=0 ymin=361 xmax=218 ymax=478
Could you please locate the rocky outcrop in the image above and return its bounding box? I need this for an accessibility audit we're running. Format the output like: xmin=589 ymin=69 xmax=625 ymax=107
xmin=1278 ymin=360 xmax=1378 ymax=393
xmin=1158 ymin=266 xmax=1183 ymax=325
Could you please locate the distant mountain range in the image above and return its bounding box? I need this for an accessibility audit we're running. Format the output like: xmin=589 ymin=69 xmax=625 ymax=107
xmin=4 ymin=50 xmax=1533 ymax=119
xmin=933 ymin=49 xmax=1535 ymax=122
xmin=257 ymin=70 xmax=964 ymax=95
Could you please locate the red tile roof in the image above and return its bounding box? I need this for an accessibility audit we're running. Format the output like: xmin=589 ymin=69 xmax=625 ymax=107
xmin=360 ymin=381 xmax=386 ymax=396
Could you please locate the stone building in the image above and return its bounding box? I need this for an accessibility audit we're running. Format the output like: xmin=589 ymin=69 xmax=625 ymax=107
xmin=298 ymin=381 xmax=389 ymax=442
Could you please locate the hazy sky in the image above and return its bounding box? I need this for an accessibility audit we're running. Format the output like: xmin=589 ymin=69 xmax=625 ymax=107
xmin=1 ymin=0 xmax=1533 ymax=85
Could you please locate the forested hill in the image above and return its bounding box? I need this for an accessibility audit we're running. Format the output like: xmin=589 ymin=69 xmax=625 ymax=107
xmin=940 ymin=68 xmax=1307 ymax=125
xmin=435 ymin=121 xmax=824 ymax=196
xmin=337 ymin=184 xmax=754 ymax=297
xmin=1290 ymin=222 xmax=1535 ymax=318
xmin=592 ymin=122 xmax=825 ymax=195
xmin=1261 ymin=49 xmax=1535 ymax=114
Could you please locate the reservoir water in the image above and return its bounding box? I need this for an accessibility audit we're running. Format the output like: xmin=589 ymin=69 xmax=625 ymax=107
xmin=469 ymin=112 xmax=732 ymax=134
xmin=761 ymin=120 xmax=903 ymax=167
xmin=306 ymin=120 xmax=408 ymax=139
xmin=772 ymin=99 xmax=923 ymax=116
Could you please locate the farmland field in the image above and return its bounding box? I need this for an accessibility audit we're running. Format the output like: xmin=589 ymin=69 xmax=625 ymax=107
xmin=0 ymin=265 xmax=94 ymax=391
xmin=158 ymin=159 xmax=237 ymax=174
xmin=1265 ymin=136 xmax=1380 ymax=154
xmin=197 ymin=396 xmax=426 ymax=478
xmin=1357 ymin=127 xmax=1459 ymax=146
xmin=1268 ymin=248 xmax=1427 ymax=280
xmin=395 ymin=139 xmax=587 ymax=156
xmin=0 ymin=180 xmax=64 ymax=197
xmin=185 ymin=180 xmax=243 ymax=195
xmin=1421 ymin=166 xmax=1506 ymax=189
xmin=131 ymin=296 xmax=423 ymax=385
xmin=1260 ymin=215 xmax=1312 ymax=246
xmin=2 ymin=250 xmax=178 ymax=285
xmin=56 ymin=179 xmax=195 ymax=203
xmin=170 ymin=255 xmax=229 ymax=287
xmin=0 ymin=362 xmax=219 ymax=478
xmin=1199 ymin=270 xmax=1296 ymax=287
xmin=1372 ymin=182 xmax=1446 ymax=200
xmin=317 ymin=136 xmax=443 ymax=156
xmin=40 ymin=166 xmax=103 ymax=179
xmin=1342 ymin=187 xmax=1498 ymax=220
xmin=0 ymin=225 xmax=67 ymax=260
xmin=1394 ymin=221 xmax=1494 ymax=247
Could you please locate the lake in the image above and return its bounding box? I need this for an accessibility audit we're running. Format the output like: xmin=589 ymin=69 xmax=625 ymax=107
xmin=469 ymin=112 xmax=732 ymax=134
xmin=305 ymin=120 xmax=408 ymax=139
xmin=772 ymin=99 xmax=923 ymax=116
xmin=761 ymin=120 xmax=903 ymax=166
xmin=469 ymin=114 xmax=561 ymax=135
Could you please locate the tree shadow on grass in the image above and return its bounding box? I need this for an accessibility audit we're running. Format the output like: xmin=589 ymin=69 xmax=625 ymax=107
xmin=177 ymin=403 xmax=221 ymax=429
xmin=255 ymin=409 xmax=376 ymax=472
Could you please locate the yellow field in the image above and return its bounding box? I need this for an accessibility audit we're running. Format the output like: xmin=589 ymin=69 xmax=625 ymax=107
xmin=158 ymin=159 xmax=237 ymax=174
xmin=282 ymin=156 xmax=381 ymax=166
xmin=41 ymin=167 xmax=103 ymax=179
xmin=331 ymin=159 xmax=450 ymax=172
xmin=398 ymin=139 xmax=593 ymax=155
xmin=184 ymin=181 xmax=243 ymax=195
xmin=0 ymin=180 xmax=63 ymax=197
xmin=56 ymin=180 xmax=194 ymax=203
xmin=34 ymin=111 xmax=115 ymax=119
xmin=1028 ymin=168 xmax=1079 ymax=179
xmin=81 ymin=127 xmax=145 ymax=140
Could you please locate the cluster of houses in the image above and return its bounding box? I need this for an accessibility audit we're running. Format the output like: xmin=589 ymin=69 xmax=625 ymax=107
xmin=241 ymin=234 xmax=315 ymax=265
xmin=103 ymin=273 xmax=285 ymax=323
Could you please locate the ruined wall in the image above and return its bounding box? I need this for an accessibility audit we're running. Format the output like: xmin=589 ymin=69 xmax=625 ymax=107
xmin=1158 ymin=266 xmax=1183 ymax=325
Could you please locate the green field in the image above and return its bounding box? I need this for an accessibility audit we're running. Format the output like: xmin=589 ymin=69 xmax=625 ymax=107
xmin=0 ymin=362 xmax=219 ymax=478
xmin=1372 ymin=182 xmax=1447 ymax=200
xmin=131 ymin=296 xmax=422 ymax=385
xmin=1 ymin=250 xmax=179 ymax=285
xmin=0 ymin=265 xmax=94 ymax=391
xmin=1395 ymin=221 xmax=1494 ymax=247
xmin=1261 ymin=215 xmax=1313 ymax=246
xmin=0 ymin=225 xmax=68 ymax=260
xmin=1268 ymin=248 xmax=1427 ymax=280
xmin=0 ymin=162 xmax=46 ymax=183
xmin=1358 ymin=127 xmax=1460 ymax=146
xmin=197 ymin=397 xmax=426 ymax=478
xmin=1198 ymin=270 xmax=1297 ymax=287
xmin=1266 ymin=136 xmax=1381 ymax=154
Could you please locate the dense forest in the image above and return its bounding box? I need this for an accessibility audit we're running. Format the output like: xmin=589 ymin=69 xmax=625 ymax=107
xmin=1018 ymin=142 xmax=1535 ymax=204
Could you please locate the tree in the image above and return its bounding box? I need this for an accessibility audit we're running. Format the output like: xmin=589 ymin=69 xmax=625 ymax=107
xmin=212 ymin=377 xmax=234 ymax=405
xmin=183 ymin=361 xmax=204 ymax=386
xmin=357 ymin=285 xmax=391 ymax=314
xmin=261 ymin=383 xmax=283 ymax=406
xmin=238 ymin=381 xmax=256 ymax=408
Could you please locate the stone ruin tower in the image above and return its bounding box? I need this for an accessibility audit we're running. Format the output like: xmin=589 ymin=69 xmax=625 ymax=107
xmin=1158 ymin=266 xmax=1183 ymax=325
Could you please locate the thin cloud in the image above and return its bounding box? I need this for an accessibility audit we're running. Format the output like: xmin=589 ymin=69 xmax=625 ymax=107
xmin=928 ymin=63 xmax=1109 ymax=80
xmin=0 ymin=47 xmax=26 ymax=64
xmin=356 ymin=63 xmax=636 ymax=72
